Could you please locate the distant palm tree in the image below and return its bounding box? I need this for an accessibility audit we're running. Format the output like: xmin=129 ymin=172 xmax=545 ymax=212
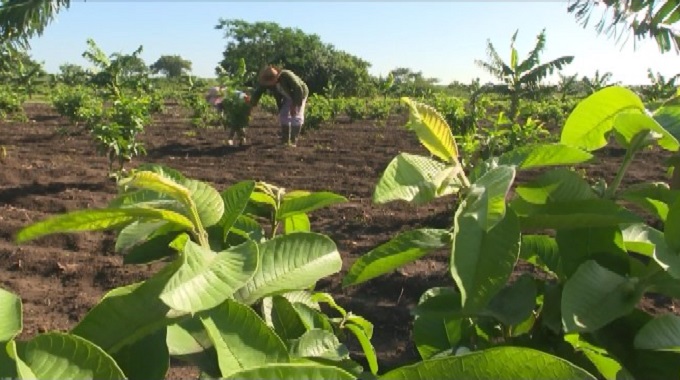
xmin=582 ymin=70 xmax=617 ymax=94
xmin=557 ymin=73 xmax=580 ymax=101
xmin=475 ymin=28 xmax=574 ymax=119
xmin=0 ymin=0 xmax=71 ymax=48
xmin=641 ymin=68 xmax=680 ymax=102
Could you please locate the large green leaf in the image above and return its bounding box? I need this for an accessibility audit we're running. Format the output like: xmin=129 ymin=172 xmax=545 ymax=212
xmin=342 ymin=228 xmax=449 ymax=287
xmin=634 ymin=314 xmax=680 ymax=352
xmin=512 ymin=198 xmax=642 ymax=230
xmin=520 ymin=234 xmax=562 ymax=278
xmin=235 ymin=232 xmax=342 ymax=305
xmin=619 ymin=182 xmax=680 ymax=222
xmin=0 ymin=288 xmax=21 ymax=341
xmin=373 ymin=152 xmax=460 ymax=205
xmin=460 ymin=165 xmax=515 ymax=231
xmin=613 ymin=111 xmax=679 ymax=151
xmin=556 ymin=226 xmax=630 ymax=277
xmin=401 ymin=97 xmax=459 ymax=163
xmin=451 ymin=207 xmax=521 ymax=314
xmin=564 ymin=333 xmax=634 ymax=380
xmin=0 ymin=341 xmax=20 ymax=379
xmin=284 ymin=214 xmax=311 ymax=234
xmin=621 ymin=223 xmax=680 ymax=279
xmin=413 ymin=288 xmax=463 ymax=359
xmin=115 ymin=220 xmax=167 ymax=253
xmin=15 ymin=207 xmax=194 ymax=244
xmin=379 ymin=346 xmax=596 ymax=379
xmin=654 ymin=104 xmax=680 ymax=139
xmin=561 ymin=86 xmax=645 ymax=151
xmin=223 ymin=363 xmax=356 ymax=380
xmin=200 ymin=299 xmax=289 ymax=378
xmin=220 ymin=180 xmax=256 ymax=240
xmin=17 ymin=333 xmax=126 ymax=379
xmin=562 ymin=261 xmax=645 ymax=333
xmin=270 ymin=295 xmax=307 ymax=343
xmin=113 ymin=329 xmax=168 ymax=380
xmin=497 ymin=143 xmax=594 ymax=169
xmin=166 ymin=318 xmax=220 ymax=378
xmin=665 ymin=198 xmax=680 ymax=252
xmin=515 ymin=168 xmax=597 ymax=204
xmin=182 ymin=177 xmax=225 ymax=228
xmin=278 ymin=191 xmax=347 ymax=220
xmin=482 ymin=274 xmax=536 ymax=326
xmin=160 ymin=239 xmax=259 ymax=313
xmin=71 ymin=261 xmax=187 ymax=354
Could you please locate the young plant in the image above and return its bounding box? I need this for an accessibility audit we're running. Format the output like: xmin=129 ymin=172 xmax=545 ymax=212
xmin=343 ymin=89 xmax=680 ymax=379
xmin=11 ymin=164 xmax=377 ymax=379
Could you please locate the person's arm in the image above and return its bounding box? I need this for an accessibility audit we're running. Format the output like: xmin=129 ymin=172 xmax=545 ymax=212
xmin=249 ymin=85 xmax=266 ymax=107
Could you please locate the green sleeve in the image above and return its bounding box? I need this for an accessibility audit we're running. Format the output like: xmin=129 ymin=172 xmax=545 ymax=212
xmin=249 ymin=85 xmax=266 ymax=107
xmin=280 ymin=70 xmax=309 ymax=106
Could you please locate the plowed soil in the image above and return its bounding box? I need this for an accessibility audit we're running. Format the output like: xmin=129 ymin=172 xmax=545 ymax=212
xmin=0 ymin=102 xmax=676 ymax=378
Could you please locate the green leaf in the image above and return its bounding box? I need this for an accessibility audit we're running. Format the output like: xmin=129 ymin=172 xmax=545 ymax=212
xmin=18 ymin=333 xmax=126 ymax=379
xmin=379 ymin=346 xmax=596 ymax=379
xmin=613 ymin=111 xmax=679 ymax=151
xmin=289 ymin=329 xmax=349 ymax=360
xmin=0 ymin=341 xmax=18 ymax=379
xmin=200 ymin=299 xmax=289 ymax=378
xmin=342 ymin=228 xmax=449 ymax=287
xmin=6 ymin=340 xmax=36 ymax=379
xmin=113 ymin=329 xmax=168 ymax=380
xmin=284 ymin=214 xmax=311 ymax=234
xmin=564 ymin=333 xmax=634 ymax=380
xmin=0 ymin=288 xmax=22 ymax=341
xmin=160 ymin=240 xmax=258 ymax=313
xmin=270 ymin=295 xmax=307 ymax=342
xmin=622 ymin=223 xmax=680 ymax=279
xmin=483 ymin=274 xmax=536 ymax=326
xmin=451 ymin=207 xmax=521 ymax=314
xmin=123 ymin=228 xmax=181 ymax=264
xmin=166 ymin=318 xmax=220 ymax=378
xmin=460 ymin=165 xmax=516 ymax=231
xmin=515 ymin=168 xmax=597 ymax=204
xmin=115 ymin=220 xmax=167 ymax=253
xmin=412 ymin=315 xmax=461 ymax=360
xmin=634 ymin=314 xmax=680 ymax=352
xmin=15 ymin=207 xmax=194 ymax=244
xmin=498 ymin=143 xmax=594 ymax=169
xmin=512 ymin=198 xmax=642 ymax=230
xmin=235 ymin=233 xmax=342 ymax=305
xmin=71 ymin=262 xmax=186 ymax=354
xmin=519 ymin=235 xmax=562 ymax=278
xmin=556 ymin=226 xmax=630 ymax=277
xmin=183 ymin=177 xmax=225 ymax=228
xmin=401 ymin=97 xmax=459 ymax=163
xmin=654 ymin=104 xmax=680 ymax=139
xmin=345 ymin=323 xmax=378 ymax=375
xmin=665 ymin=198 xmax=680 ymax=252
xmin=619 ymin=182 xmax=679 ymax=222
xmin=562 ymin=261 xmax=645 ymax=333
xmin=373 ymin=153 xmax=460 ymax=205
xmin=412 ymin=287 xmax=463 ymax=318
xmin=220 ymin=180 xmax=256 ymax=239
xmin=561 ymin=86 xmax=645 ymax=151
xmin=278 ymin=191 xmax=347 ymax=220
xmin=223 ymin=363 xmax=355 ymax=380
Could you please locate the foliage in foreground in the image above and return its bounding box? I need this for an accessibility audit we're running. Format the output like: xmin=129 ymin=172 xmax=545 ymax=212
xmin=344 ymin=88 xmax=680 ymax=379
xmin=3 ymin=85 xmax=680 ymax=379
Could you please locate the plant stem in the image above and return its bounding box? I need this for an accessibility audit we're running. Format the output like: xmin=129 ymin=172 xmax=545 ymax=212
xmin=604 ymin=131 xmax=649 ymax=199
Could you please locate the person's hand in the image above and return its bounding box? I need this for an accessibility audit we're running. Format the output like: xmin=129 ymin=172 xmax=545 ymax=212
xmin=290 ymin=105 xmax=299 ymax=117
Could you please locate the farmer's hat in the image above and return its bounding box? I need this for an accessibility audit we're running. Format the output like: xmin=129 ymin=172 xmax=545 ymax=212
xmin=258 ymin=66 xmax=279 ymax=86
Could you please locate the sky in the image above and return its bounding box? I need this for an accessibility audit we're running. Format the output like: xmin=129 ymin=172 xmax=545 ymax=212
xmin=25 ymin=1 xmax=680 ymax=86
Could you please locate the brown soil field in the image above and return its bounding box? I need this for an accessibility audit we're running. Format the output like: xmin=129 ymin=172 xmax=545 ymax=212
xmin=0 ymin=102 xmax=676 ymax=378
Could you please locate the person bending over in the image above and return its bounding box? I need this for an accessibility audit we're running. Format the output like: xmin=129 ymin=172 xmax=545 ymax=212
xmin=249 ymin=66 xmax=309 ymax=147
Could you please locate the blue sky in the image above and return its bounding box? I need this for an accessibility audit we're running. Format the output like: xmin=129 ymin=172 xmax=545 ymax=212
xmin=26 ymin=1 xmax=680 ymax=85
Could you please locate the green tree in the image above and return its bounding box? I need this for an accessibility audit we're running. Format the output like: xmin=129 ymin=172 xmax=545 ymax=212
xmin=58 ymin=62 xmax=89 ymax=86
xmin=640 ymin=68 xmax=680 ymax=102
xmin=556 ymin=72 xmax=580 ymax=100
xmin=568 ymin=0 xmax=680 ymax=53
xmin=388 ymin=67 xmax=439 ymax=97
xmin=149 ymin=54 xmax=192 ymax=78
xmin=214 ymin=19 xmax=373 ymax=96
xmin=475 ymin=28 xmax=574 ymax=119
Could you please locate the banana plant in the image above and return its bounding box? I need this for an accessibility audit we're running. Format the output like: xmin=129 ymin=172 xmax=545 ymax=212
xmin=475 ymin=29 xmax=574 ymax=119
